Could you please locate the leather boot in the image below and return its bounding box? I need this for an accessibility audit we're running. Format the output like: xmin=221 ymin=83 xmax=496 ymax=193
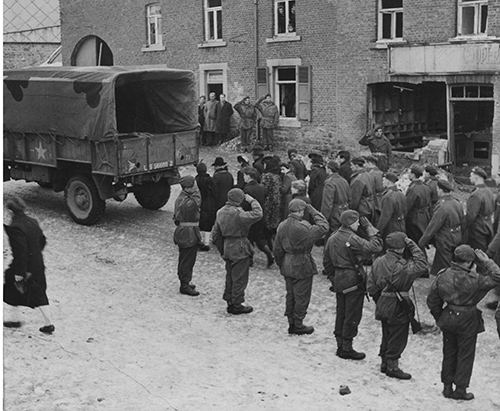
xmin=442 ymin=383 xmax=454 ymax=398
xmin=385 ymin=359 xmax=411 ymax=380
xmin=335 ymin=337 xmax=343 ymax=356
xmin=287 ymin=316 xmax=294 ymax=334
xmin=380 ymin=358 xmax=387 ymax=374
xmin=290 ymin=319 xmax=314 ymax=335
xmin=338 ymin=340 xmax=366 ymax=360
xmin=228 ymin=304 xmax=253 ymax=315
xmin=452 ymin=387 xmax=474 ymax=401
xmin=180 ymin=285 xmax=200 ymax=296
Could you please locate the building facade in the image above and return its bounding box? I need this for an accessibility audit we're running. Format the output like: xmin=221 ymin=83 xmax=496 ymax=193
xmin=60 ymin=0 xmax=500 ymax=174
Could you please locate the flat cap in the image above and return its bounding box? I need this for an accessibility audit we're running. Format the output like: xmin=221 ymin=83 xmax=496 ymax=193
xmin=384 ymin=172 xmax=399 ymax=183
xmin=6 ymin=196 xmax=26 ymax=213
xmin=351 ymin=157 xmax=365 ymax=167
xmin=437 ymin=179 xmax=453 ymax=192
xmin=288 ymin=198 xmax=307 ymax=212
xmin=340 ymin=210 xmax=359 ymax=226
xmin=454 ymin=244 xmax=476 ymax=262
xmin=425 ymin=165 xmax=438 ymax=176
xmin=179 ymin=175 xmax=195 ymax=188
xmin=471 ymin=166 xmax=488 ymax=179
xmin=385 ymin=232 xmax=407 ymax=249
xmin=227 ymin=188 xmax=245 ymax=204
xmin=327 ymin=160 xmax=339 ymax=172
xmin=410 ymin=164 xmax=424 ymax=177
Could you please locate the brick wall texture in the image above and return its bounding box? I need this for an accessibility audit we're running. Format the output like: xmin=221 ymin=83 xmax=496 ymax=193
xmin=60 ymin=0 xmax=500 ymax=170
xmin=3 ymin=43 xmax=59 ymax=69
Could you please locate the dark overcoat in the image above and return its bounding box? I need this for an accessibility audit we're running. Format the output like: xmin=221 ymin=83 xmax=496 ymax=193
xmin=196 ymin=172 xmax=217 ymax=232
xmin=213 ymin=168 xmax=234 ymax=210
xmin=215 ymin=101 xmax=234 ymax=135
xmin=465 ymin=185 xmax=495 ymax=251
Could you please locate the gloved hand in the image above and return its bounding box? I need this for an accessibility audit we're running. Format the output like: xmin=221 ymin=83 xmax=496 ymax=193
xmin=474 ymin=249 xmax=490 ymax=264
xmin=245 ymin=194 xmax=254 ymax=203
xmin=363 ymin=218 xmax=379 ymax=237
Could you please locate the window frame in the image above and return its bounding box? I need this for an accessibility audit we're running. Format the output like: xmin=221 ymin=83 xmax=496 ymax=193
xmin=146 ymin=3 xmax=163 ymax=47
xmin=204 ymin=0 xmax=223 ymax=42
xmin=274 ymin=66 xmax=298 ymax=120
xmin=274 ymin=0 xmax=296 ymax=36
xmin=377 ymin=0 xmax=403 ymax=42
xmin=457 ymin=0 xmax=488 ymax=37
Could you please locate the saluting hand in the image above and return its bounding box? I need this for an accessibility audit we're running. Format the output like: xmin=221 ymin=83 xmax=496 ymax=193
xmin=474 ymin=249 xmax=490 ymax=263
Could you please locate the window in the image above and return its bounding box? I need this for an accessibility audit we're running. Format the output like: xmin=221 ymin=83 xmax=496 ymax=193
xmin=457 ymin=0 xmax=488 ymax=36
xmin=378 ymin=0 xmax=403 ymax=41
xmin=146 ymin=4 xmax=162 ymax=47
xmin=275 ymin=67 xmax=297 ymax=117
xmin=275 ymin=1 xmax=296 ymax=35
xmin=204 ymin=0 xmax=222 ymax=41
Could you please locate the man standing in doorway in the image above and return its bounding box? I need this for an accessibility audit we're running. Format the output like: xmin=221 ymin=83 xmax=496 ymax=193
xmin=204 ymin=92 xmax=218 ymax=146
xmin=215 ymin=93 xmax=233 ymax=145
xmin=256 ymin=94 xmax=279 ymax=151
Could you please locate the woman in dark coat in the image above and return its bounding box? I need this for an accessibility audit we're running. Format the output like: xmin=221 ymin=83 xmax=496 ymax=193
xmin=3 ymin=196 xmax=55 ymax=334
xmin=195 ymin=162 xmax=217 ymax=250
xmin=261 ymin=156 xmax=283 ymax=242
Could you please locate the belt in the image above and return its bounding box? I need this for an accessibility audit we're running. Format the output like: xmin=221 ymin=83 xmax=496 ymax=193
xmin=381 ymin=291 xmax=409 ymax=297
xmin=446 ymin=304 xmax=476 ymax=312
xmin=178 ymin=222 xmax=198 ymax=227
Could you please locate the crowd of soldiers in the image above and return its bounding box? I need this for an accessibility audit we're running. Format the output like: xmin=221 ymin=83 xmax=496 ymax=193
xmin=172 ymin=123 xmax=500 ymax=401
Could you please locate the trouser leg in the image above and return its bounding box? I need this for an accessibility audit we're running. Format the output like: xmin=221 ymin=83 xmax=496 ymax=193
xmin=385 ymin=322 xmax=410 ymax=361
xmin=231 ymin=258 xmax=251 ymax=305
xmin=334 ymin=293 xmax=346 ymax=339
xmin=254 ymin=239 xmax=273 ymax=265
xmin=177 ymin=246 xmax=198 ymax=287
xmin=441 ymin=331 xmax=458 ymax=385
xmin=293 ymin=277 xmax=313 ymax=321
xmin=379 ymin=321 xmax=389 ymax=360
xmin=223 ymin=260 xmax=233 ymax=304
xmin=342 ymin=291 xmax=365 ymax=341
xmin=241 ymin=128 xmax=250 ymax=147
xmin=454 ymin=333 xmax=477 ymax=389
xmin=284 ymin=277 xmax=295 ymax=318
xmin=38 ymin=306 xmax=52 ymax=326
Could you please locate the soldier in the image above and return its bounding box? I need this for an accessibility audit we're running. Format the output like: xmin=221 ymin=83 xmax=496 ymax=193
xmin=234 ymin=96 xmax=258 ymax=152
xmin=376 ymin=172 xmax=406 ymax=240
xmin=350 ymin=157 xmax=376 ymax=224
xmin=307 ymin=150 xmax=327 ymax=211
xmin=359 ymin=124 xmax=393 ymax=172
xmin=274 ymin=199 xmax=329 ymax=335
xmin=427 ymin=245 xmax=500 ymax=400
xmin=464 ymin=166 xmax=495 ymax=251
xmin=321 ymin=160 xmax=351 ymax=236
xmin=364 ymin=155 xmax=384 ymax=224
xmin=212 ymin=188 xmax=263 ymax=314
xmin=419 ymin=180 xmax=464 ymax=276
xmin=424 ymin=165 xmax=439 ymax=212
xmin=173 ymin=176 xmax=202 ymax=297
xmin=256 ymin=94 xmax=279 ymax=151
xmin=288 ymin=148 xmax=307 ymax=180
xmin=323 ymin=211 xmax=383 ymax=360
xmin=405 ymin=165 xmax=431 ymax=244
xmin=367 ymin=232 xmax=427 ymax=379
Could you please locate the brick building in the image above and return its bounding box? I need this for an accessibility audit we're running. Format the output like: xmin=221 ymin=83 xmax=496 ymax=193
xmin=60 ymin=0 xmax=500 ymax=174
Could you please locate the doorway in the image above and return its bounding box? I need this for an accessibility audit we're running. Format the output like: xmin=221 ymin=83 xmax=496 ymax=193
xmin=71 ymin=36 xmax=114 ymax=66
xmin=205 ymin=70 xmax=224 ymax=100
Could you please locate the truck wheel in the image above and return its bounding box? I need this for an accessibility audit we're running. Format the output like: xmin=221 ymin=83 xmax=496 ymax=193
xmin=134 ymin=180 xmax=171 ymax=210
xmin=65 ymin=175 xmax=105 ymax=225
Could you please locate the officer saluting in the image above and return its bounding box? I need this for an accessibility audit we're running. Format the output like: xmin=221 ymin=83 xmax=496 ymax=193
xmin=274 ymin=199 xmax=329 ymax=335
xmin=323 ymin=210 xmax=383 ymax=360
xmin=427 ymin=245 xmax=500 ymax=400
xmin=367 ymin=232 xmax=428 ymax=379
xmin=212 ymin=188 xmax=263 ymax=315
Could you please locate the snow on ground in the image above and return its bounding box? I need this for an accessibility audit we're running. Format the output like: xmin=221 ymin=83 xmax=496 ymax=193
xmin=3 ymin=146 xmax=500 ymax=411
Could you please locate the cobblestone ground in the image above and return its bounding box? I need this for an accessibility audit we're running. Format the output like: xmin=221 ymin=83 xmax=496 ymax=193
xmin=3 ymin=146 xmax=500 ymax=411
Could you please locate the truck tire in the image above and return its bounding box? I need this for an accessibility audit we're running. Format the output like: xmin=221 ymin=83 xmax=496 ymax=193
xmin=64 ymin=175 xmax=105 ymax=225
xmin=134 ymin=180 xmax=171 ymax=210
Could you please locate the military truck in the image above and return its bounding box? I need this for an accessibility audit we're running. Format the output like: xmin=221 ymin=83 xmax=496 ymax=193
xmin=3 ymin=66 xmax=199 ymax=225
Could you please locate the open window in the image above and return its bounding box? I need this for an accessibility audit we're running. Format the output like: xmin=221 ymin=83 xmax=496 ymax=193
xmin=274 ymin=0 xmax=296 ymax=35
xmin=146 ymin=3 xmax=163 ymax=48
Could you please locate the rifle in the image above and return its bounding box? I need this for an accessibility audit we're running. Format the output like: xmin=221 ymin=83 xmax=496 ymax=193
xmin=386 ymin=280 xmax=422 ymax=334
xmin=345 ymin=241 xmax=370 ymax=302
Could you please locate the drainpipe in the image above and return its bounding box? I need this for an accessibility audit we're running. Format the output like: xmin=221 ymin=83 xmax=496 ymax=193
xmin=254 ymin=0 xmax=259 ymax=68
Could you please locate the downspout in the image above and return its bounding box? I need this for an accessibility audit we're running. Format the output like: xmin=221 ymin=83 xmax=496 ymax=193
xmin=254 ymin=0 xmax=259 ymax=68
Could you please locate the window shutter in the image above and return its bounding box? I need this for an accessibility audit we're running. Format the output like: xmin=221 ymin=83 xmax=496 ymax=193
xmin=255 ymin=67 xmax=269 ymax=98
xmin=297 ymin=66 xmax=311 ymax=121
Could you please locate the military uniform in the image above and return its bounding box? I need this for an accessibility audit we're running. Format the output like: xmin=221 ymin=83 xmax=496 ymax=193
xmin=368 ymin=237 xmax=427 ymax=377
xmin=376 ymin=186 xmax=407 ymax=239
xmin=320 ymin=173 xmax=351 ymax=234
xmin=465 ymin=184 xmax=495 ymax=251
xmin=274 ymin=203 xmax=329 ymax=333
xmin=425 ymin=175 xmax=439 ymax=213
xmin=419 ymin=194 xmax=464 ymax=275
xmin=367 ymin=165 xmax=384 ymax=223
xmin=405 ymin=180 xmax=431 ymax=243
xmin=350 ymin=170 xmax=376 ymax=223
xmin=173 ymin=183 xmax=202 ymax=295
xmin=427 ymin=251 xmax=500 ymax=398
xmin=212 ymin=192 xmax=263 ymax=311
xmin=323 ymin=218 xmax=383 ymax=357
xmin=359 ymin=134 xmax=393 ymax=172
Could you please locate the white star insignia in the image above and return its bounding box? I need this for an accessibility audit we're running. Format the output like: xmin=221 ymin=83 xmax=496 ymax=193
xmin=34 ymin=141 xmax=47 ymax=160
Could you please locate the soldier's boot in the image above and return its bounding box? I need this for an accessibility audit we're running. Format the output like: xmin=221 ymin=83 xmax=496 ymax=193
xmin=442 ymin=383 xmax=454 ymax=398
xmin=338 ymin=340 xmax=366 ymax=360
xmin=335 ymin=337 xmax=343 ymax=356
xmin=287 ymin=316 xmax=294 ymax=334
xmin=228 ymin=304 xmax=253 ymax=315
xmin=452 ymin=387 xmax=474 ymax=401
xmin=179 ymin=284 xmax=200 ymax=296
xmin=290 ymin=319 xmax=314 ymax=335
xmin=380 ymin=357 xmax=387 ymax=374
xmin=385 ymin=359 xmax=411 ymax=380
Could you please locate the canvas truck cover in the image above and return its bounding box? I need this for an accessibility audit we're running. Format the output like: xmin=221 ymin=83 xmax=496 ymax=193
xmin=3 ymin=66 xmax=198 ymax=141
